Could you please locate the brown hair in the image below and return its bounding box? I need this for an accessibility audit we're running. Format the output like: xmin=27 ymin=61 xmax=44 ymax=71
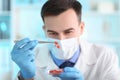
xmin=41 ymin=0 xmax=82 ymax=22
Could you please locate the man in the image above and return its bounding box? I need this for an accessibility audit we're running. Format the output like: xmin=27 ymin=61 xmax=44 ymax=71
xmin=11 ymin=0 xmax=120 ymax=80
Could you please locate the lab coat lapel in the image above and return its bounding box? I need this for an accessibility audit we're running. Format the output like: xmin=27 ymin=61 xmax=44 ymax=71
xmin=80 ymin=40 xmax=97 ymax=65
xmin=75 ymin=39 xmax=97 ymax=77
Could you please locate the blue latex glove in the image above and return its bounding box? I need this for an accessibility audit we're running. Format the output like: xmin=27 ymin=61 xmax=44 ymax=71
xmin=56 ymin=67 xmax=84 ymax=80
xmin=11 ymin=38 xmax=38 ymax=79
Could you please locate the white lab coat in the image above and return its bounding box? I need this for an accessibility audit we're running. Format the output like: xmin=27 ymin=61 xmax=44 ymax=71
xmin=17 ymin=40 xmax=120 ymax=80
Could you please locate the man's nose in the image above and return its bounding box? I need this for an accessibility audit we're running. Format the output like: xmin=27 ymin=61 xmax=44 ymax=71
xmin=58 ymin=34 xmax=65 ymax=40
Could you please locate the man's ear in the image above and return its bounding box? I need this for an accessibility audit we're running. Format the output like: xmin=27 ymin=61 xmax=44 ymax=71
xmin=79 ymin=22 xmax=85 ymax=35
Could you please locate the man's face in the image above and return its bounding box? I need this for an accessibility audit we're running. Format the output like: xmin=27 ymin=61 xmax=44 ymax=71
xmin=44 ymin=9 xmax=84 ymax=40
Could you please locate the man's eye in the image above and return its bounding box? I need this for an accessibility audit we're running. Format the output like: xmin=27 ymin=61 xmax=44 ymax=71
xmin=49 ymin=32 xmax=58 ymax=35
xmin=65 ymin=31 xmax=73 ymax=34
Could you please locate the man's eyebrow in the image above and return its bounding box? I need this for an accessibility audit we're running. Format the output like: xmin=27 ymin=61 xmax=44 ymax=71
xmin=47 ymin=30 xmax=58 ymax=33
xmin=64 ymin=28 xmax=75 ymax=32
xmin=47 ymin=28 xmax=74 ymax=33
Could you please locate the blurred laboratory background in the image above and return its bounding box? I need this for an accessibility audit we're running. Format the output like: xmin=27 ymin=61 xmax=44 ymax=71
xmin=0 ymin=0 xmax=120 ymax=80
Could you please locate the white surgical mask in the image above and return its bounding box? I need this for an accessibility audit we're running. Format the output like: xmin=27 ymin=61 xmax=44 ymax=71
xmin=48 ymin=37 xmax=80 ymax=60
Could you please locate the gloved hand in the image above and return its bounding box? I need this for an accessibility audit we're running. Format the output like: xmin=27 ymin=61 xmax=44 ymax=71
xmin=56 ymin=67 xmax=84 ymax=80
xmin=11 ymin=38 xmax=38 ymax=79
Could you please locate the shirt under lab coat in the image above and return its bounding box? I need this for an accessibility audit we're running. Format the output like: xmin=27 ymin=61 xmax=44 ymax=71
xmin=16 ymin=40 xmax=120 ymax=80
